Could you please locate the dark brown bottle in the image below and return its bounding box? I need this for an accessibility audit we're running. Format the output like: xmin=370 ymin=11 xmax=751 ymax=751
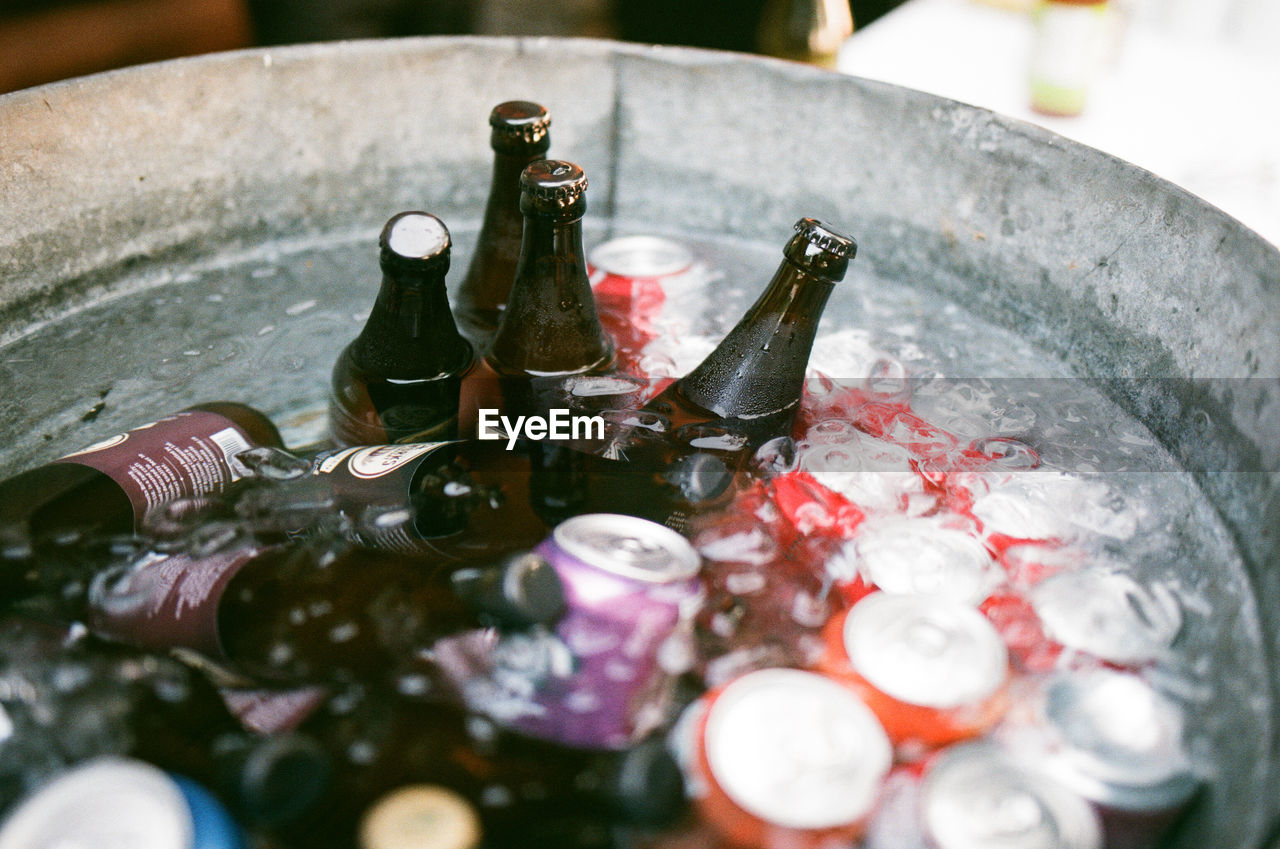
xmin=454 ymin=100 xmax=552 ymax=351
xmin=89 ymin=537 xmax=565 ymax=687
xmin=645 ymin=218 xmax=856 ymax=446
xmin=0 ymin=402 xmax=283 ymax=546
xmin=0 ymin=614 xmax=330 ymax=828
xmin=330 ymin=212 xmax=476 ymax=447
xmin=303 ymin=440 xmax=734 ymax=560
xmin=485 ymin=160 xmax=614 ymax=416
xmin=291 ymin=692 xmax=685 ymax=849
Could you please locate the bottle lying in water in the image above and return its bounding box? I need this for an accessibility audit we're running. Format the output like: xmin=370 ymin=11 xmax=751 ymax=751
xmin=211 ymin=440 xmax=738 ymax=559
xmin=0 ymin=615 xmax=329 ymax=831
xmin=88 ymin=536 xmax=565 ymax=687
xmin=0 ymin=402 xmax=282 ymax=544
xmin=0 ymin=403 xmax=284 ymax=606
xmin=290 ymin=688 xmax=685 ymax=849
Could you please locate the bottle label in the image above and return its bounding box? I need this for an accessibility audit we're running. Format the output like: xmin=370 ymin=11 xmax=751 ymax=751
xmin=219 ymin=686 xmax=328 ymax=735
xmin=89 ymin=544 xmax=265 ymax=660
xmin=346 ymin=443 xmax=447 ymax=479
xmin=310 ymin=442 xmax=456 ymax=555
xmin=55 ymin=410 xmax=256 ymax=526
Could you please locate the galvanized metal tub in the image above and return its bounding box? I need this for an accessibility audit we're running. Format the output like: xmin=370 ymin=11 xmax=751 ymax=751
xmin=0 ymin=37 xmax=1277 ymax=847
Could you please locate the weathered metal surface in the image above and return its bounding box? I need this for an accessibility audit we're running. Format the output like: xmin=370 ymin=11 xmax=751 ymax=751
xmin=0 ymin=37 xmax=1277 ymax=846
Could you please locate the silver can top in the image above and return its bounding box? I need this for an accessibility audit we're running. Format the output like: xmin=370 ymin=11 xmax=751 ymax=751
xmin=844 ymin=592 xmax=1008 ymax=709
xmin=551 ymin=513 xmax=700 ymax=583
xmin=1036 ymin=669 xmax=1199 ymax=811
xmin=702 ymin=668 xmax=891 ymax=830
xmin=853 ymin=517 xmax=999 ymax=605
xmin=922 ymin=743 xmax=1102 ymax=849
xmin=0 ymin=757 xmax=193 ymax=849
xmin=588 ymin=235 xmax=693 ymax=279
xmin=1030 ymin=570 xmax=1182 ymax=666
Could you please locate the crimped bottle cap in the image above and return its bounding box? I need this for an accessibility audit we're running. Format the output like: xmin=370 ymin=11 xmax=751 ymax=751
xmin=521 ymin=159 xmax=587 ymax=204
xmin=379 ymin=211 xmax=452 ymax=273
xmin=358 ymin=785 xmax=481 ymax=849
xmin=793 ymin=218 xmax=857 ymax=259
xmin=783 ymin=217 xmax=857 ymax=280
xmin=489 ymin=100 xmax=551 ymax=152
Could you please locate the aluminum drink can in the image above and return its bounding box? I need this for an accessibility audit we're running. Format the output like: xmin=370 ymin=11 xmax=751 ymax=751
xmin=919 ymin=742 xmax=1102 ymax=849
xmin=0 ymin=757 xmax=246 ymax=849
xmin=588 ymin=235 xmax=694 ymax=374
xmin=998 ymin=669 xmax=1200 ymax=849
xmin=820 ymin=592 xmax=1009 ymax=747
xmin=850 ymin=515 xmax=1000 ymax=606
xmin=1029 ymin=569 xmax=1182 ymax=667
xmin=689 ymin=667 xmax=892 ymax=849
xmin=502 ymin=513 xmax=703 ymax=749
xmin=588 ymin=235 xmax=692 ymax=325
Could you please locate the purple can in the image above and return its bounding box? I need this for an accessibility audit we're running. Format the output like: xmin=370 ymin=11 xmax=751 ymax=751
xmin=486 ymin=513 xmax=702 ymax=750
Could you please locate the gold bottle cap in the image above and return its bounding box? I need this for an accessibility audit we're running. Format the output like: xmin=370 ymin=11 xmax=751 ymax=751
xmin=489 ymin=100 xmax=551 ymax=150
xmin=784 ymin=217 xmax=857 ymax=280
xmin=358 ymin=785 xmax=482 ymax=849
xmin=793 ymin=218 xmax=857 ymax=259
xmin=520 ymin=159 xmax=588 ymax=207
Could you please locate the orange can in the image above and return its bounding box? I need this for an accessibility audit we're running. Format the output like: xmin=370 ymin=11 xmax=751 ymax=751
xmin=819 ymin=592 xmax=1009 ymax=748
xmin=685 ymin=668 xmax=892 ymax=849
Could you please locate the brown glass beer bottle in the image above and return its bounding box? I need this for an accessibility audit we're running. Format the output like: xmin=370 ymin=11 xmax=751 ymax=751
xmin=330 ymin=212 xmax=476 ymax=447
xmin=454 ymin=101 xmax=552 ymax=351
xmin=301 ymin=440 xmax=733 ymax=560
xmin=0 ymin=402 xmax=283 ymax=545
xmin=89 ymin=537 xmax=565 ymax=687
xmin=294 ymin=692 xmax=684 ymax=849
xmin=646 ymin=217 xmax=856 ymax=446
xmin=485 ymin=160 xmax=614 ymax=416
xmin=0 ymin=614 xmax=330 ymax=829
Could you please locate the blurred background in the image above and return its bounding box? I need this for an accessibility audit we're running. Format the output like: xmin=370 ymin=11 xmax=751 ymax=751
xmin=1 ymin=0 xmax=1276 ymax=244
xmin=0 ymin=0 xmax=903 ymax=94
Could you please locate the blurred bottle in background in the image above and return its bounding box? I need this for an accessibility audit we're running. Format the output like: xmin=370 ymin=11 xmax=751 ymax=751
xmin=1028 ymin=0 xmax=1113 ymax=116
xmin=454 ymin=101 xmax=553 ymax=353
xmin=757 ymin=0 xmax=855 ymax=68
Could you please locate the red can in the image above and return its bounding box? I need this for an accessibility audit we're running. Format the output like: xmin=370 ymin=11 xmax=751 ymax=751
xmin=820 ymin=592 xmax=1009 ymax=747
xmin=686 ymin=667 xmax=892 ymax=849
xmin=588 ymin=235 xmax=693 ymax=375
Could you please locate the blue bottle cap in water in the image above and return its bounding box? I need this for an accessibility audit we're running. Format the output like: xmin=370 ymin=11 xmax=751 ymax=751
xmin=171 ymin=773 xmax=247 ymax=849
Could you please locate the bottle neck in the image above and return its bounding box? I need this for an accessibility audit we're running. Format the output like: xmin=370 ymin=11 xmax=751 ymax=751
xmin=456 ymin=151 xmax=545 ymax=324
xmin=670 ymin=256 xmax=836 ymax=440
xmin=473 ymin=152 xmax=542 ymax=262
xmin=487 ymin=210 xmax=613 ymax=377
xmin=353 ymin=270 xmax=473 ymax=379
xmin=487 ymin=151 xmax=540 ymax=222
